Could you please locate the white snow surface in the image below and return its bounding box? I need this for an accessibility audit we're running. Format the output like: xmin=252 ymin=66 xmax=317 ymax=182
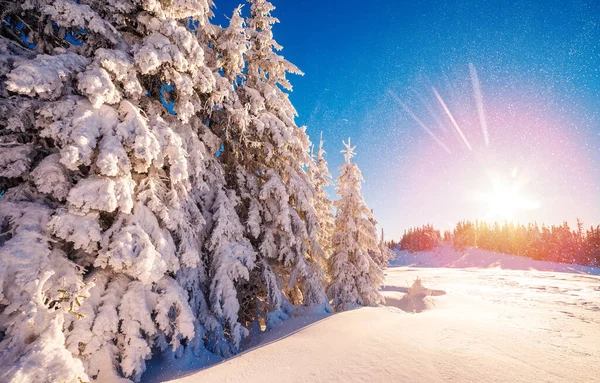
xmin=156 ymin=245 xmax=600 ymax=383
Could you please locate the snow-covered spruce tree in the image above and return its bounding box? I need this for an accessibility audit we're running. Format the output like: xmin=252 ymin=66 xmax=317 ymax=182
xmin=327 ymin=139 xmax=384 ymax=311
xmin=379 ymin=227 xmax=396 ymax=265
xmin=365 ymin=215 xmax=393 ymax=268
xmin=0 ymin=0 xmax=239 ymax=381
xmin=310 ymin=132 xmax=335 ymax=264
xmin=211 ymin=0 xmax=330 ymax=332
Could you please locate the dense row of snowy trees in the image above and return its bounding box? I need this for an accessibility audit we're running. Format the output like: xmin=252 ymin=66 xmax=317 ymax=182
xmin=451 ymin=220 xmax=600 ymax=266
xmin=396 ymin=220 xmax=600 ymax=267
xmin=397 ymin=224 xmax=442 ymax=253
xmin=0 ymin=1 xmax=388 ymax=381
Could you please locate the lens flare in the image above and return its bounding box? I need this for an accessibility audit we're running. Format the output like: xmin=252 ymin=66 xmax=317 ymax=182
xmin=389 ymin=64 xmax=599 ymax=231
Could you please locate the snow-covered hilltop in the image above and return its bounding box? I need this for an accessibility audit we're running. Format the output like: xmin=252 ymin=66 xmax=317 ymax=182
xmin=392 ymin=243 xmax=600 ymax=274
xmin=161 ymin=247 xmax=600 ymax=383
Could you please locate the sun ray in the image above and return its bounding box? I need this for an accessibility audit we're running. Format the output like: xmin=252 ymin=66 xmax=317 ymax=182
xmin=388 ymin=90 xmax=452 ymax=154
xmin=469 ymin=63 xmax=490 ymax=146
xmin=412 ymin=88 xmax=450 ymax=134
xmin=432 ymin=87 xmax=473 ymax=151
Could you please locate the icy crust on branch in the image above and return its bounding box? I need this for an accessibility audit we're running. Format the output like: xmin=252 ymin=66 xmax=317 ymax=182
xmin=49 ymin=210 xmax=103 ymax=253
xmin=31 ymin=154 xmax=71 ymax=200
xmin=0 ymin=144 xmax=34 ymax=178
xmin=78 ymin=49 xmax=144 ymax=108
xmin=42 ymin=0 xmax=121 ymax=44
xmin=134 ymin=16 xmax=216 ymax=121
xmin=6 ymin=53 xmax=88 ymax=100
xmin=0 ymin=202 xmax=90 ymax=383
xmin=67 ymin=175 xmax=134 ymax=214
xmin=97 ymin=205 xmax=175 ymax=283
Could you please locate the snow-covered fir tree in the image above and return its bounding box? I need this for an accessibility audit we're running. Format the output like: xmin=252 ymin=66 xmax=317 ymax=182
xmin=378 ymin=227 xmax=395 ymax=266
xmin=1 ymin=10 xmax=204 ymax=383
xmin=1 ymin=0 xmax=244 ymax=381
xmin=212 ymin=0 xmax=330 ymax=333
xmin=327 ymin=139 xmax=384 ymax=311
xmin=366 ymin=216 xmax=394 ymax=268
xmin=310 ymin=132 xmax=335 ymax=264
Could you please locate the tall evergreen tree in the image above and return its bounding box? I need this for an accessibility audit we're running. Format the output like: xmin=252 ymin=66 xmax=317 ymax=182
xmin=214 ymin=0 xmax=330 ymax=331
xmin=311 ymin=132 xmax=335 ymax=263
xmin=327 ymin=139 xmax=384 ymax=311
xmin=366 ymin=214 xmax=392 ymax=268
xmin=1 ymin=0 xmax=255 ymax=381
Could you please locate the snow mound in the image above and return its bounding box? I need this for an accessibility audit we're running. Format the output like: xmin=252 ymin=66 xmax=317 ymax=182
xmin=383 ymin=278 xmax=446 ymax=313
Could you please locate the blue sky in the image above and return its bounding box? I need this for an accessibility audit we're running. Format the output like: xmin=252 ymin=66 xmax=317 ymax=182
xmin=214 ymin=0 xmax=600 ymax=239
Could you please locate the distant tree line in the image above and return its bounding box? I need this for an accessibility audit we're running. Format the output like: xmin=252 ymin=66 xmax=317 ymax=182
xmin=395 ymin=224 xmax=442 ymax=252
xmin=395 ymin=220 xmax=600 ymax=268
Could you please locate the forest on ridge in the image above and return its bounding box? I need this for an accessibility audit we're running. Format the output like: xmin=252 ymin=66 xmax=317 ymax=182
xmin=395 ymin=220 xmax=600 ymax=267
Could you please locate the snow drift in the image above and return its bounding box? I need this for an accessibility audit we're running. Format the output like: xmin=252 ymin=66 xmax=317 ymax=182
xmin=158 ymin=246 xmax=600 ymax=383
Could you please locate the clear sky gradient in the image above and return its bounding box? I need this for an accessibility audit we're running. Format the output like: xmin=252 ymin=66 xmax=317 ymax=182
xmin=214 ymin=0 xmax=600 ymax=240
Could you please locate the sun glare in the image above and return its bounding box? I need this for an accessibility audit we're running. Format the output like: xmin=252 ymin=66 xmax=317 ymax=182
xmin=478 ymin=173 xmax=541 ymax=221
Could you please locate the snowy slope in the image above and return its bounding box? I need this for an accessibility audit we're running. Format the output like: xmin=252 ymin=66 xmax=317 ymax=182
xmin=392 ymin=243 xmax=600 ymax=274
xmin=159 ymin=247 xmax=600 ymax=383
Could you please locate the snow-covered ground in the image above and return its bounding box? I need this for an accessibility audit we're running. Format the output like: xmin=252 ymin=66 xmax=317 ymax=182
xmin=154 ymin=245 xmax=600 ymax=382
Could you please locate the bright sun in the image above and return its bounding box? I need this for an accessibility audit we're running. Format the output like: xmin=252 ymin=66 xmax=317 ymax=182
xmin=478 ymin=171 xmax=541 ymax=221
